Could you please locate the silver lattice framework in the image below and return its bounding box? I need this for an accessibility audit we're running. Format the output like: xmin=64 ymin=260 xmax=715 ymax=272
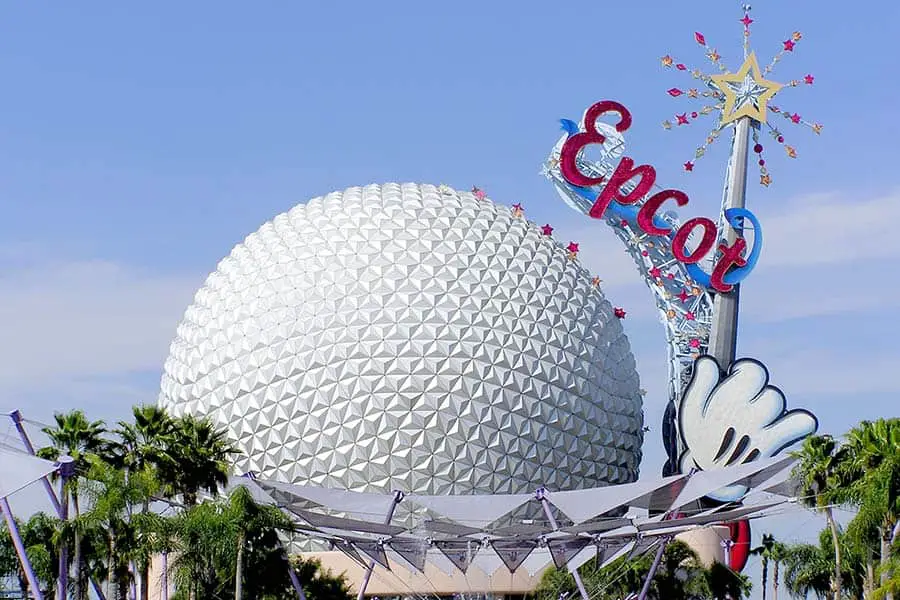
xmin=159 ymin=183 xmax=644 ymax=495
xmin=542 ymin=127 xmax=715 ymax=436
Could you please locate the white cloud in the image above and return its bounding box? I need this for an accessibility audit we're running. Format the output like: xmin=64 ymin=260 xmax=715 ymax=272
xmin=755 ymin=188 xmax=900 ymax=269
xmin=0 ymin=258 xmax=201 ymax=391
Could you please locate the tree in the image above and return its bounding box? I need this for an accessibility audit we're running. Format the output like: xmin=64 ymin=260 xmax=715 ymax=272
xmin=291 ymin=556 xmax=354 ymax=600
xmin=159 ymin=415 xmax=236 ymax=507
xmin=782 ymin=542 xmax=833 ymax=600
xmin=533 ymin=540 xmax=750 ymax=600
xmin=781 ymin=528 xmax=866 ymax=600
xmin=78 ymin=456 xmax=158 ymax=600
xmin=752 ymin=533 xmax=777 ymax=600
xmin=37 ymin=409 xmax=107 ymax=600
xmin=792 ymin=435 xmax=850 ymax=600
xmin=109 ymin=405 xmax=177 ymax=600
xmin=843 ymin=418 xmax=900 ymax=597
xmin=770 ymin=539 xmax=788 ymax=600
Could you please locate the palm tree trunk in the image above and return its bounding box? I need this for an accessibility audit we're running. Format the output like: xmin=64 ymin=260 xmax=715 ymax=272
xmin=139 ymin=498 xmax=150 ymax=600
xmin=866 ymin=559 xmax=875 ymax=600
xmin=73 ymin=492 xmax=84 ymax=600
xmin=761 ymin=558 xmax=769 ymax=600
xmin=234 ymin=531 xmax=245 ymax=600
xmin=880 ymin=528 xmax=892 ymax=600
xmin=108 ymin=531 xmax=116 ymax=600
xmin=773 ymin=560 xmax=780 ymax=600
xmin=825 ymin=507 xmax=842 ymax=600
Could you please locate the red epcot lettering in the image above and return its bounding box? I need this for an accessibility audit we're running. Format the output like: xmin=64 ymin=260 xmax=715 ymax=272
xmin=672 ymin=217 xmax=718 ymax=264
xmin=560 ymin=101 xmax=633 ymax=188
xmin=590 ymin=158 xmax=657 ymax=219
xmin=637 ymin=190 xmax=689 ymax=236
xmin=709 ymin=238 xmax=749 ymax=293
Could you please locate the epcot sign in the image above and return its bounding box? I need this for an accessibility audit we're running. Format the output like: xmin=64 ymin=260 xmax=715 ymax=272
xmin=558 ymin=99 xmax=762 ymax=294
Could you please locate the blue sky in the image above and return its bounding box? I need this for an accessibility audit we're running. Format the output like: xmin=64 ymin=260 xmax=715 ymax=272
xmin=0 ymin=0 xmax=896 ymax=595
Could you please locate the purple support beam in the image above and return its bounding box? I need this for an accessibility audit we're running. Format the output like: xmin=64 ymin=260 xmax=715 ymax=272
xmin=57 ymin=456 xmax=75 ymax=600
xmin=356 ymin=490 xmax=403 ymax=600
xmin=637 ymin=540 xmax=668 ymax=600
xmin=287 ymin=563 xmax=308 ymax=600
xmin=536 ymin=487 xmax=590 ymax=600
xmin=2 ymin=497 xmax=45 ymax=600
xmin=9 ymin=410 xmax=61 ymax=515
xmin=8 ymin=411 xmax=108 ymax=600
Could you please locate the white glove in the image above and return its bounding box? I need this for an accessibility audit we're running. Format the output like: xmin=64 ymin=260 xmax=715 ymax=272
xmin=678 ymin=356 xmax=817 ymax=502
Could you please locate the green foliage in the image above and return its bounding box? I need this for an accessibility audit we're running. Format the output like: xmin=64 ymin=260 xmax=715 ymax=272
xmin=532 ymin=540 xmax=751 ymax=600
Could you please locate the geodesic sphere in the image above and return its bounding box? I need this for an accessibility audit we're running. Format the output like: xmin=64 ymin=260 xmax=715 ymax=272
xmin=159 ymin=183 xmax=643 ymax=494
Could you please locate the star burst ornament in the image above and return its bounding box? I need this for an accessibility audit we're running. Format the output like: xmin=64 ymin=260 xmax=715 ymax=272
xmin=660 ymin=5 xmax=822 ymax=186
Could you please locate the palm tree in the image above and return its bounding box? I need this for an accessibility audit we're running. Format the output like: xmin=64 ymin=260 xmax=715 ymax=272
xmin=110 ymin=405 xmax=177 ymax=600
xmin=78 ymin=456 xmax=158 ymax=600
xmin=843 ymin=418 xmax=900 ymax=597
xmin=225 ymin=485 xmax=296 ymax=600
xmin=159 ymin=415 xmax=236 ymax=506
xmin=752 ymin=533 xmax=777 ymax=600
xmin=770 ymin=539 xmax=788 ymax=600
xmin=37 ymin=409 xmax=107 ymax=600
xmin=782 ymin=542 xmax=833 ymax=600
xmin=533 ymin=540 xmax=751 ymax=600
xmin=792 ymin=435 xmax=849 ymax=600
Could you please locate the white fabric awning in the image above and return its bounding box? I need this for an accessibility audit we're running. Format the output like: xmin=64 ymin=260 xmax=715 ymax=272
xmin=0 ymin=447 xmax=57 ymax=499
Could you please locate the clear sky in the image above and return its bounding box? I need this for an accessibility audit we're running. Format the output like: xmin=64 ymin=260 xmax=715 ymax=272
xmin=0 ymin=1 xmax=896 ymax=597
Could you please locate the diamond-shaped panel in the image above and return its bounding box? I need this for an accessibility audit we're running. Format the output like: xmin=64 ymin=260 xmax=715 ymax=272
xmin=159 ymin=183 xmax=644 ymax=494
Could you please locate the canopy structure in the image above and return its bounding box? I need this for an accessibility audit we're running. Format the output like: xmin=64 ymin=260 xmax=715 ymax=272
xmin=0 ymin=446 xmax=58 ymax=499
xmin=234 ymin=455 xmax=802 ymax=597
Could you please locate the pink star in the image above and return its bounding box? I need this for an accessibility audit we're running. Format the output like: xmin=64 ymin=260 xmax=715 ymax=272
xmin=620 ymin=219 xmax=629 ymax=227
xmin=783 ymin=39 xmax=795 ymax=52
xmin=541 ymin=224 xmax=554 ymax=236
xmin=677 ymin=290 xmax=690 ymax=303
xmin=791 ymin=113 xmax=802 ymax=124
xmin=684 ymin=161 xmax=694 ymax=172
xmin=740 ymin=14 xmax=753 ymax=27
xmin=567 ymin=242 xmax=579 ymax=254
xmin=689 ymin=339 xmax=701 ymax=349
xmin=676 ymin=113 xmax=689 ymax=125
xmin=685 ymin=312 xmax=696 ymax=321
xmin=649 ymin=267 xmax=662 ymax=278
xmin=804 ymin=74 xmax=815 ymax=85
xmin=472 ymin=186 xmax=486 ymax=200
xmin=614 ymin=307 xmax=627 ymax=319
xmin=512 ymin=203 xmax=523 ymax=211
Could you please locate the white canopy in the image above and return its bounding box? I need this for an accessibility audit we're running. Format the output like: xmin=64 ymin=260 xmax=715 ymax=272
xmin=0 ymin=447 xmax=58 ymax=499
xmin=233 ymin=456 xmax=804 ymax=577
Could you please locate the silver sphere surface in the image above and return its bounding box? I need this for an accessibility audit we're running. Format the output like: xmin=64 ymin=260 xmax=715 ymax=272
xmin=159 ymin=183 xmax=644 ymax=495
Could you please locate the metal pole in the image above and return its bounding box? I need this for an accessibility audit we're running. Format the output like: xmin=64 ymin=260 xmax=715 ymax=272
xmin=356 ymin=490 xmax=403 ymax=600
xmin=8 ymin=411 xmax=108 ymax=600
xmin=56 ymin=456 xmax=75 ymax=600
xmin=637 ymin=539 xmax=668 ymax=600
xmin=9 ymin=410 xmax=62 ymax=515
xmin=707 ymin=116 xmax=752 ymax=367
xmin=2 ymin=497 xmax=45 ymax=600
xmin=537 ymin=488 xmax=590 ymax=600
xmin=287 ymin=562 xmax=308 ymax=600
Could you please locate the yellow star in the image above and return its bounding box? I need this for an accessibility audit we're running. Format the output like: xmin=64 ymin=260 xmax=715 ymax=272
xmin=709 ymin=52 xmax=783 ymax=126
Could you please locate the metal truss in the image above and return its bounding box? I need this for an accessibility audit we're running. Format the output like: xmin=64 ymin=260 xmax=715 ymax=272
xmin=541 ymin=131 xmax=715 ymax=464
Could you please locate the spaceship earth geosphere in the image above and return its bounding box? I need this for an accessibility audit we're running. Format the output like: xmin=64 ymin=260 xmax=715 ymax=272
xmin=159 ymin=183 xmax=644 ymax=495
